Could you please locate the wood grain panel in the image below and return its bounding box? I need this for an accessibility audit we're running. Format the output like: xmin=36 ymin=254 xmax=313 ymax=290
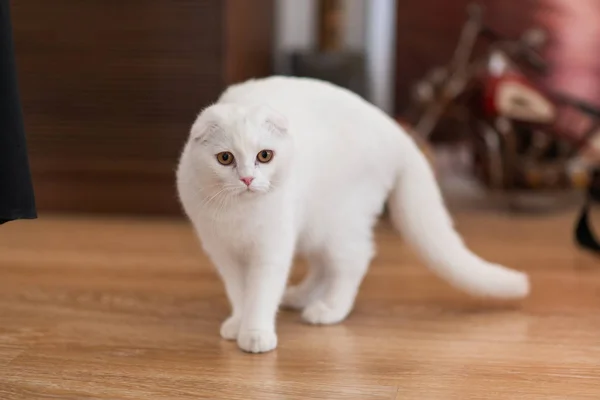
xmin=13 ymin=0 xmax=223 ymax=161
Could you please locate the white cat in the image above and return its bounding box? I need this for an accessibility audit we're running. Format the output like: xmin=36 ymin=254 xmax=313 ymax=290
xmin=176 ymin=76 xmax=529 ymax=354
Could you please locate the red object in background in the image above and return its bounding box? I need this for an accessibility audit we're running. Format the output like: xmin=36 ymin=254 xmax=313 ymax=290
xmin=394 ymin=0 xmax=541 ymax=119
xmin=394 ymin=0 xmax=600 ymax=129
xmin=482 ymin=73 xmax=536 ymax=118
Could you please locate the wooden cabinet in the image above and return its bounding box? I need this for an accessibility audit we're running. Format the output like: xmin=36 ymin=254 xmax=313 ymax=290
xmin=12 ymin=0 xmax=274 ymax=215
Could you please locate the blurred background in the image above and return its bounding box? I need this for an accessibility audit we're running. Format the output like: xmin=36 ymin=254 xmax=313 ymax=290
xmin=10 ymin=0 xmax=600 ymax=217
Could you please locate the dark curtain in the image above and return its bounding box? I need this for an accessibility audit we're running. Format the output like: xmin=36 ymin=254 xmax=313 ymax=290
xmin=0 ymin=0 xmax=36 ymax=224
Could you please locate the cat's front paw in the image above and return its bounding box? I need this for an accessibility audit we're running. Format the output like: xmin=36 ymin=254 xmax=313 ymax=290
xmin=281 ymin=285 xmax=311 ymax=310
xmin=302 ymin=300 xmax=352 ymax=325
xmin=220 ymin=316 xmax=241 ymax=341
xmin=237 ymin=329 xmax=278 ymax=353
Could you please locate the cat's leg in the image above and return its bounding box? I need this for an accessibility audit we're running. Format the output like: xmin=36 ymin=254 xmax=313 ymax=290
xmin=208 ymin=248 xmax=245 ymax=341
xmin=302 ymin=232 xmax=374 ymax=325
xmin=281 ymin=256 xmax=326 ymax=310
xmin=237 ymin=237 xmax=294 ymax=353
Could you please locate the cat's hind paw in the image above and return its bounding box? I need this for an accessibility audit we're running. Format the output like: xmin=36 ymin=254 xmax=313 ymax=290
xmin=220 ymin=316 xmax=241 ymax=341
xmin=302 ymin=300 xmax=352 ymax=325
xmin=281 ymin=286 xmax=312 ymax=310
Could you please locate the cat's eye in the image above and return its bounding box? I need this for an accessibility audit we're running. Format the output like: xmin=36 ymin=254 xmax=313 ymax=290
xmin=257 ymin=150 xmax=274 ymax=163
xmin=216 ymin=152 xmax=234 ymax=166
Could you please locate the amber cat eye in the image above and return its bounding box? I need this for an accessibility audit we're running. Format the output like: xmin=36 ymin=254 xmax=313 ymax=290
xmin=216 ymin=152 xmax=234 ymax=166
xmin=257 ymin=150 xmax=274 ymax=163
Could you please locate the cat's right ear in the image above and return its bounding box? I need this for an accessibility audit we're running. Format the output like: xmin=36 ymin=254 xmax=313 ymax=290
xmin=190 ymin=107 xmax=222 ymax=144
xmin=191 ymin=119 xmax=220 ymax=144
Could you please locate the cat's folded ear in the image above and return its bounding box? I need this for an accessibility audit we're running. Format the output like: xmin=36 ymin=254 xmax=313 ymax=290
xmin=190 ymin=105 xmax=224 ymax=143
xmin=190 ymin=103 xmax=289 ymax=143
xmin=256 ymin=105 xmax=289 ymax=136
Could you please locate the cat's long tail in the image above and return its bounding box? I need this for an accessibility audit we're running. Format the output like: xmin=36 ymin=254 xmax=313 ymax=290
xmin=387 ymin=135 xmax=530 ymax=299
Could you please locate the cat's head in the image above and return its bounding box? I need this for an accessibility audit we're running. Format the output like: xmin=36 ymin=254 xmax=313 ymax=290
xmin=182 ymin=103 xmax=293 ymax=198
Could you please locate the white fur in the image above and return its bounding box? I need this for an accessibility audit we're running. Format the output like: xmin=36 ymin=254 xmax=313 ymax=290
xmin=176 ymin=76 xmax=530 ymax=353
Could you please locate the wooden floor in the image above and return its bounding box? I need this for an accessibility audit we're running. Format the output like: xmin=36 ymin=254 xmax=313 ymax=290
xmin=1 ymin=209 xmax=600 ymax=399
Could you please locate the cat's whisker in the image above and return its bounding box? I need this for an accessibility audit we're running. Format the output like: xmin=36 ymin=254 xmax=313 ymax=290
xmin=200 ymin=187 xmax=234 ymax=209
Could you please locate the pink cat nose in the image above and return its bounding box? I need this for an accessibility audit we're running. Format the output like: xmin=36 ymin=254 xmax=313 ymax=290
xmin=240 ymin=176 xmax=254 ymax=186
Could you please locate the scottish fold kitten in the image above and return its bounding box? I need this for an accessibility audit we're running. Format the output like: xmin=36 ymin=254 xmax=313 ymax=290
xmin=176 ymin=76 xmax=529 ymax=353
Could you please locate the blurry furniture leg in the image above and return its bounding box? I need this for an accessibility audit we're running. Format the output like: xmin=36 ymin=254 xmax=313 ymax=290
xmin=0 ymin=0 xmax=36 ymax=225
